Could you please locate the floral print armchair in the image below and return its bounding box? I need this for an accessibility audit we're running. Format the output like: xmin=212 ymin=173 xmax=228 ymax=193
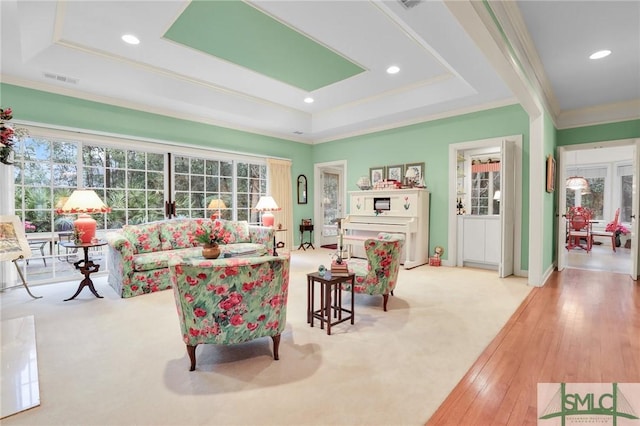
xmin=345 ymin=233 xmax=404 ymax=311
xmin=169 ymin=254 xmax=290 ymax=371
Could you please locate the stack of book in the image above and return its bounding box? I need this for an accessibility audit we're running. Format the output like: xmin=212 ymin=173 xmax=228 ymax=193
xmin=331 ymin=260 xmax=350 ymax=277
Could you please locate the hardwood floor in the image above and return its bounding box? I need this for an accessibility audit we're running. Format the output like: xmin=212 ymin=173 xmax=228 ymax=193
xmin=426 ymin=268 xmax=640 ymax=425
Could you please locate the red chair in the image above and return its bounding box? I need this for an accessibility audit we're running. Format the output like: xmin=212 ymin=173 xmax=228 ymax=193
xmin=566 ymin=207 xmax=592 ymax=252
xmin=591 ymin=208 xmax=620 ymax=252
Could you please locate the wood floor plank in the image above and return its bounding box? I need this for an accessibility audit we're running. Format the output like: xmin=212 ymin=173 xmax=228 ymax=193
xmin=426 ymin=268 xmax=640 ymax=425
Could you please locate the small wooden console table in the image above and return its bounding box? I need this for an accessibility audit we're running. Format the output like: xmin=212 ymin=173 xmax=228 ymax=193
xmin=298 ymin=224 xmax=314 ymax=250
xmin=59 ymin=240 xmax=107 ymax=301
xmin=307 ymin=271 xmax=355 ymax=335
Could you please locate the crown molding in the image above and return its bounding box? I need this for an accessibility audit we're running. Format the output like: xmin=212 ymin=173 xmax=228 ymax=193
xmin=557 ymin=99 xmax=640 ymax=129
xmin=1 ymin=75 xmax=313 ymax=145
xmin=312 ymin=97 xmax=519 ymax=144
xmin=484 ymin=1 xmax=558 ymax=126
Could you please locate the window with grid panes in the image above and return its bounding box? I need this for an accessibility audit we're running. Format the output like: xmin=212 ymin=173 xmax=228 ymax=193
xmin=174 ymin=156 xmax=235 ymax=220
xmin=470 ymin=170 xmax=500 ymax=215
xmin=236 ymin=162 xmax=267 ymax=223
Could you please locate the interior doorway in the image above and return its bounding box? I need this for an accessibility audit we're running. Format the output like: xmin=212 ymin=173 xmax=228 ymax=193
xmin=448 ymin=135 xmax=523 ymax=278
xmin=556 ymin=143 xmax=636 ymax=277
xmin=313 ymin=160 xmax=347 ymax=248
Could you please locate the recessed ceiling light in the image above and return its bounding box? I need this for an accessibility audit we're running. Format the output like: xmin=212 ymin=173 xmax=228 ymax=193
xmin=122 ymin=34 xmax=140 ymax=45
xmin=386 ymin=65 xmax=400 ymax=74
xmin=589 ymin=50 xmax=611 ymax=60
xmin=304 ymin=97 xmax=314 ymax=104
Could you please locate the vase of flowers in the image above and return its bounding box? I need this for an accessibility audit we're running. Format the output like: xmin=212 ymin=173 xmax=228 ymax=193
xmin=195 ymin=227 xmax=223 ymax=259
xmin=605 ymin=222 xmax=630 ymax=247
xmin=1 ymin=107 xmax=27 ymax=165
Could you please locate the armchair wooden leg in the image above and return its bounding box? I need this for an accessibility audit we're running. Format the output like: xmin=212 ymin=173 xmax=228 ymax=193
xmin=383 ymin=294 xmax=389 ymax=311
xmin=271 ymin=334 xmax=281 ymax=360
xmin=187 ymin=344 xmax=198 ymax=371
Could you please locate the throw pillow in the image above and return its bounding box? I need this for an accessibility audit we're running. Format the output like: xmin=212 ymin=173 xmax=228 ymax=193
xmin=122 ymin=222 xmax=163 ymax=254
xmin=213 ymin=219 xmax=251 ymax=244
xmin=160 ymin=218 xmax=205 ymax=250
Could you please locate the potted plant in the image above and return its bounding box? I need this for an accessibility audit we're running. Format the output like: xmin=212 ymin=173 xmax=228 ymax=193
xmin=195 ymin=227 xmax=223 ymax=259
xmin=605 ymin=222 xmax=630 ymax=247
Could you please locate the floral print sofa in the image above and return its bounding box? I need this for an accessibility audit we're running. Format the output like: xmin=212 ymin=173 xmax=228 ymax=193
xmin=169 ymin=254 xmax=290 ymax=371
xmin=345 ymin=233 xmax=405 ymax=311
xmin=106 ymin=218 xmax=274 ymax=298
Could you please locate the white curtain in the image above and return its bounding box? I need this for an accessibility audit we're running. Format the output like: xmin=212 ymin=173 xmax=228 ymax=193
xmin=1 ymin=164 xmax=16 ymax=287
xmin=267 ymin=158 xmax=293 ymax=251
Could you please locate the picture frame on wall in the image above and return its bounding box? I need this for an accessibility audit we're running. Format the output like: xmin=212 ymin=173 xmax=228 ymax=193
xmin=386 ymin=164 xmax=404 ymax=182
xmin=370 ymin=166 xmax=386 ymax=185
xmin=405 ymin=162 xmax=425 ymax=186
xmin=546 ymin=154 xmax=555 ymax=193
xmin=0 ymin=215 xmax=32 ymax=262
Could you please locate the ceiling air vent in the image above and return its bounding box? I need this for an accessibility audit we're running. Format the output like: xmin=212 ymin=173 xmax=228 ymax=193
xmin=293 ymin=131 xmax=304 ymax=135
xmin=43 ymin=72 xmax=79 ymax=85
xmin=399 ymin=0 xmax=421 ymax=9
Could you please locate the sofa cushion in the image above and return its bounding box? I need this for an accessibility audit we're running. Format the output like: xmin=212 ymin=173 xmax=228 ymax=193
xmin=159 ymin=218 xmax=206 ymax=250
xmin=122 ymin=222 xmax=163 ymax=254
xmin=214 ymin=219 xmax=251 ymax=243
xmin=132 ymin=247 xmax=201 ymax=272
xmin=131 ymin=243 xmax=267 ymax=272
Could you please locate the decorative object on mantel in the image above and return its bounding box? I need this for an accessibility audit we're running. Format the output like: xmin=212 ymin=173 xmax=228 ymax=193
xmin=404 ymin=162 xmax=425 ymax=188
xmin=373 ymin=179 xmax=402 ymax=190
xmin=0 ymin=107 xmax=28 ymax=165
xmin=356 ymin=176 xmax=372 ymax=190
xmin=405 ymin=167 xmax=417 ymax=187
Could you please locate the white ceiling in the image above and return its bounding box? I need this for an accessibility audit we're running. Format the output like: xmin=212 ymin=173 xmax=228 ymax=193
xmin=1 ymin=0 xmax=638 ymax=144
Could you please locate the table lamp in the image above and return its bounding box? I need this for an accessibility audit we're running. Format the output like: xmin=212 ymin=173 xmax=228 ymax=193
xmin=56 ymin=190 xmax=110 ymax=243
xmin=255 ymin=196 xmax=280 ymax=227
xmin=207 ymin=198 xmax=226 ymax=220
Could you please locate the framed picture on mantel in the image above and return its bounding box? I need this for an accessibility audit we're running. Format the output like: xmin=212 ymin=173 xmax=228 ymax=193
xmin=370 ymin=166 xmax=385 ymax=185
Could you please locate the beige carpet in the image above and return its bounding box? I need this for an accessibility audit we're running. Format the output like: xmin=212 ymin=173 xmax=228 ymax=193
xmin=0 ymin=249 xmax=531 ymax=425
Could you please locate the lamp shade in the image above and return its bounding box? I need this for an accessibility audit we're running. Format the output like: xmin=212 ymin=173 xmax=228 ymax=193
xmin=405 ymin=168 xmax=417 ymax=179
xmin=566 ymin=176 xmax=589 ymax=191
xmin=255 ymin=196 xmax=280 ymax=227
xmin=207 ymin=199 xmax=226 ymax=220
xmin=56 ymin=190 xmax=110 ymax=243
xmin=493 ymin=190 xmax=501 ymax=200
xmin=207 ymin=199 xmax=226 ymax=210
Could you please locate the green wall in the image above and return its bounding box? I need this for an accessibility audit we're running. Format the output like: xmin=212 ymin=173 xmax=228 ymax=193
xmin=1 ymin=83 xmax=314 ymax=226
xmin=542 ymin=110 xmax=557 ymax=273
xmin=313 ymin=104 xmax=531 ymax=270
xmin=557 ymin=119 xmax=640 ymax=145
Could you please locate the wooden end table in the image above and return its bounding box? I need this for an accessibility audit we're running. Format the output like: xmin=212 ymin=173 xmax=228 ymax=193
xmin=307 ymin=271 xmax=355 ymax=335
xmin=59 ymin=240 xmax=107 ymax=301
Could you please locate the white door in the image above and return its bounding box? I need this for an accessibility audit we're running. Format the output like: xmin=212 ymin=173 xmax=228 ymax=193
xmin=556 ymin=147 xmax=567 ymax=271
xmin=319 ymin=169 xmax=343 ymax=247
xmin=500 ymin=139 xmax=515 ymax=277
xmin=631 ymin=141 xmax=639 ymax=279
